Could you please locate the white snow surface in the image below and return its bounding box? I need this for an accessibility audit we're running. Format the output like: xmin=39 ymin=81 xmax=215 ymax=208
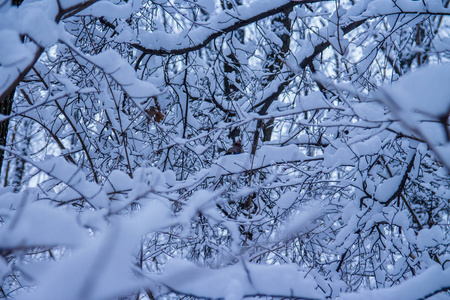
xmin=210 ymin=144 xmax=309 ymax=178
xmin=0 ymin=199 xmax=87 ymax=248
xmin=379 ymin=64 xmax=450 ymax=171
xmin=157 ymin=258 xmax=321 ymax=300
xmin=383 ymin=64 xmax=450 ymax=117
xmin=339 ymin=265 xmax=450 ymax=300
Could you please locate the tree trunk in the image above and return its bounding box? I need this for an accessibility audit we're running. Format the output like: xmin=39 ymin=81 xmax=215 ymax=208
xmin=0 ymin=90 xmax=14 ymax=176
xmin=0 ymin=0 xmax=25 ymax=176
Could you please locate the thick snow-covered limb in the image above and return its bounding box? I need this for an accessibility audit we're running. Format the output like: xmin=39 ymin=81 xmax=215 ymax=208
xmin=132 ymin=0 xmax=326 ymax=56
xmin=155 ymin=258 xmax=323 ymax=299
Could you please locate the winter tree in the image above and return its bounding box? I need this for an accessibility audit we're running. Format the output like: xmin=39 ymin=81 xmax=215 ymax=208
xmin=0 ymin=0 xmax=450 ymax=299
